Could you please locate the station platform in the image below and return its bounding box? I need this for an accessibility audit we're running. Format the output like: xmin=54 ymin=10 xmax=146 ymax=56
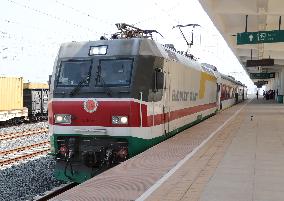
xmin=51 ymin=97 xmax=284 ymax=201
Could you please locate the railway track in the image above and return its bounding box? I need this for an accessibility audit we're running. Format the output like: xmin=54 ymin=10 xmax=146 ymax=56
xmin=0 ymin=127 xmax=48 ymax=141
xmin=0 ymin=141 xmax=50 ymax=166
xmin=0 ymin=140 xmax=50 ymax=155
xmin=0 ymin=121 xmax=48 ymax=129
xmin=34 ymin=182 xmax=78 ymax=201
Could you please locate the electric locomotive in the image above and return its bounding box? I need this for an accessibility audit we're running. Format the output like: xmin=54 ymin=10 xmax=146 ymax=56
xmin=48 ymin=23 xmax=240 ymax=183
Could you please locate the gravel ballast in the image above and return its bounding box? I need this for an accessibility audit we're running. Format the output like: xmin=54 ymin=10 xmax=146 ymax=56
xmin=0 ymin=132 xmax=50 ymax=151
xmin=0 ymin=156 xmax=65 ymax=201
xmin=0 ymin=122 xmax=48 ymax=135
xmin=0 ymin=122 xmax=65 ymax=200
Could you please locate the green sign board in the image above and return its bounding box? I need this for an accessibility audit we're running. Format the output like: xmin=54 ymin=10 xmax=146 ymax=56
xmin=246 ymin=59 xmax=274 ymax=67
xmin=250 ymin=72 xmax=275 ymax=79
xmin=237 ymin=30 xmax=284 ymax=45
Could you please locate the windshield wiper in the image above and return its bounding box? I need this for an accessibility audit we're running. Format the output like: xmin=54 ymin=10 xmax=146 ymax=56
xmin=100 ymin=77 xmax=113 ymax=97
xmin=69 ymin=75 xmax=89 ymax=96
xmin=95 ymin=65 xmax=113 ymax=97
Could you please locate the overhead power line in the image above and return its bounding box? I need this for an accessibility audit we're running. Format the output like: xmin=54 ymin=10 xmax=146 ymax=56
xmin=153 ymin=1 xmax=180 ymax=24
xmin=133 ymin=1 xmax=182 ymax=26
xmin=53 ymin=0 xmax=112 ymax=25
xmin=0 ymin=18 xmax=78 ymax=40
xmin=0 ymin=29 xmax=61 ymax=50
xmin=5 ymin=0 xmax=100 ymax=34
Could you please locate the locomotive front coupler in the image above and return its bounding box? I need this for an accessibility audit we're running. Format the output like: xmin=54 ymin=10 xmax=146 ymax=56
xmin=56 ymin=137 xmax=79 ymax=161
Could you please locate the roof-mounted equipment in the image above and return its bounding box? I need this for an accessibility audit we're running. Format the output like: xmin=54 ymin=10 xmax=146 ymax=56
xmin=109 ymin=23 xmax=163 ymax=40
xmin=172 ymin=23 xmax=201 ymax=60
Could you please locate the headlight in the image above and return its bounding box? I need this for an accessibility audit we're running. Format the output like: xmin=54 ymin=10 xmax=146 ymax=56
xmin=112 ymin=116 xmax=128 ymax=124
xmin=54 ymin=114 xmax=72 ymax=124
xmin=120 ymin=116 xmax=128 ymax=124
xmin=89 ymin=45 xmax=107 ymax=55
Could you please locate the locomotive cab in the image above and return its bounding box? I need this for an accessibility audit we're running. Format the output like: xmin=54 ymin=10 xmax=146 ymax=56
xmin=50 ymin=39 xmax=165 ymax=101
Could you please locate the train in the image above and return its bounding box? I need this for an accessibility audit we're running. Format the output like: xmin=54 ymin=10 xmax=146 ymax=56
xmin=0 ymin=77 xmax=49 ymax=125
xmin=48 ymin=23 xmax=247 ymax=183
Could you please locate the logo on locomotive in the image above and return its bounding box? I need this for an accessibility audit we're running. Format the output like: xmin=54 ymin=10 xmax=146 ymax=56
xmin=172 ymin=90 xmax=198 ymax=102
xmin=83 ymin=99 xmax=98 ymax=113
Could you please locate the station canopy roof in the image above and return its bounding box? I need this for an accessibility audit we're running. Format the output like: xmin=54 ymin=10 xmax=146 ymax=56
xmin=198 ymin=0 xmax=284 ymax=81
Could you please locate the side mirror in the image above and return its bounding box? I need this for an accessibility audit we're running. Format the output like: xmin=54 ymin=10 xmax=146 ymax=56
xmin=153 ymin=68 xmax=164 ymax=92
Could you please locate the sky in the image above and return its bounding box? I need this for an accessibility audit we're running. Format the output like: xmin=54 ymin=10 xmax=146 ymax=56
xmin=0 ymin=0 xmax=254 ymax=89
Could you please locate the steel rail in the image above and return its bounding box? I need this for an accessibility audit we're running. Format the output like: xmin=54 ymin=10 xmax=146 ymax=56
xmin=0 ymin=141 xmax=50 ymax=155
xmin=35 ymin=182 xmax=78 ymax=201
xmin=0 ymin=128 xmax=48 ymax=140
xmin=0 ymin=148 xmax=50 ymax=166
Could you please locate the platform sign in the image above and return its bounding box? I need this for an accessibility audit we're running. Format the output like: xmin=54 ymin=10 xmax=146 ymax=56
xmin=250 ymin=72 xmax=275 ymax=79
xmin=246 ymin=59 xmax=274 ymax=67
xmin=254 ymin=80 xmax=268 ymax=85
xmin=254 ymin=80 xmax=269 ymax=88
xmin=237 ymin=30 xmax=284 ymax=45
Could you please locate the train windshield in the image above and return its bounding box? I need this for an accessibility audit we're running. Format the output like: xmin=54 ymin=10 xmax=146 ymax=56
xmin=57 ymin=60 xmax=92 ymax=86
xmin=97 ymin=59 xmax=133 ymax=86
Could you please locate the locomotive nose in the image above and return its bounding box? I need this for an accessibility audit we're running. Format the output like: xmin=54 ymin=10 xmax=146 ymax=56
xmin=49 ymin=100 xmax=133 ymax=127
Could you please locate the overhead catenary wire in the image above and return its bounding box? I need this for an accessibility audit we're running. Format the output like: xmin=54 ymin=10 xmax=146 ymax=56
xmin=5 ymin=0 xmax=101 ymax=34
xmin=0 ymin=29 xmax=60 ymax=60
xmin=132 ymin=0 xmax=183 ymax=26
xmin=153 ymin=1 xmax=180 ymax=24
xmin=0 ymin=18 xmax=79 ymax=40
xmin=23 ymin=0 xmax=114 ymax=36
xmin=0 ymin=18 xmax=101 ymax=52
xmin=52 ymin=0 xmax=112 ymax=25
xmin=0 ymin=3 xmax=102 ymax=62
xmin=0 ymin=29 xmax=62 ymax=48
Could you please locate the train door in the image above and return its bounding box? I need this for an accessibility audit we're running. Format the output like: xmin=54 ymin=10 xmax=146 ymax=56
xmin=220 ymin=84 xmax=224 ymax=110
xmin=242 ymin=87 xmax=245 ymax=101
xmin=235 ymin=87 xmax=239 ymax=103
xmin=216 ymin=83 xmax=221 ymax=110
xmin=162 ymin=60 xmax=171 ymax=135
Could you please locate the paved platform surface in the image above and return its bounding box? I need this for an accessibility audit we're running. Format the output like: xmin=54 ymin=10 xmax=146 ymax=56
xmin=146 ymin=97 xmax=284 ymax=201
xmin=51 ymin=97 xmax=284 ymax=201
xmin=199 ymin=97 xmax=284 ymax=201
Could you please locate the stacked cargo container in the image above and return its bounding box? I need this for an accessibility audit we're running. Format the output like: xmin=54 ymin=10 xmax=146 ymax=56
xmin=23 ymin=83 xmax=49 ymax=121
xmin=0 ymin=77 xmax=28 ymax=123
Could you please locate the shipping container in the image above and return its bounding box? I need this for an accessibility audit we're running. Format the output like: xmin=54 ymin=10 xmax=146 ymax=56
xmin=23 ymin=82 xmax=49 ymax=89
xmin=0 ymin=77 xmax=23 ymax=111
xmin=23 ymin=82 xmax=49 ymax=121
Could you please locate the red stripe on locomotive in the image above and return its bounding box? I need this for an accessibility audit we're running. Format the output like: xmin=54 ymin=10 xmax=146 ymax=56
xmin=49 ymin=101 xmax=147 ymax=127
xmin=49 ymin=100 xmax=216 ymax=127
